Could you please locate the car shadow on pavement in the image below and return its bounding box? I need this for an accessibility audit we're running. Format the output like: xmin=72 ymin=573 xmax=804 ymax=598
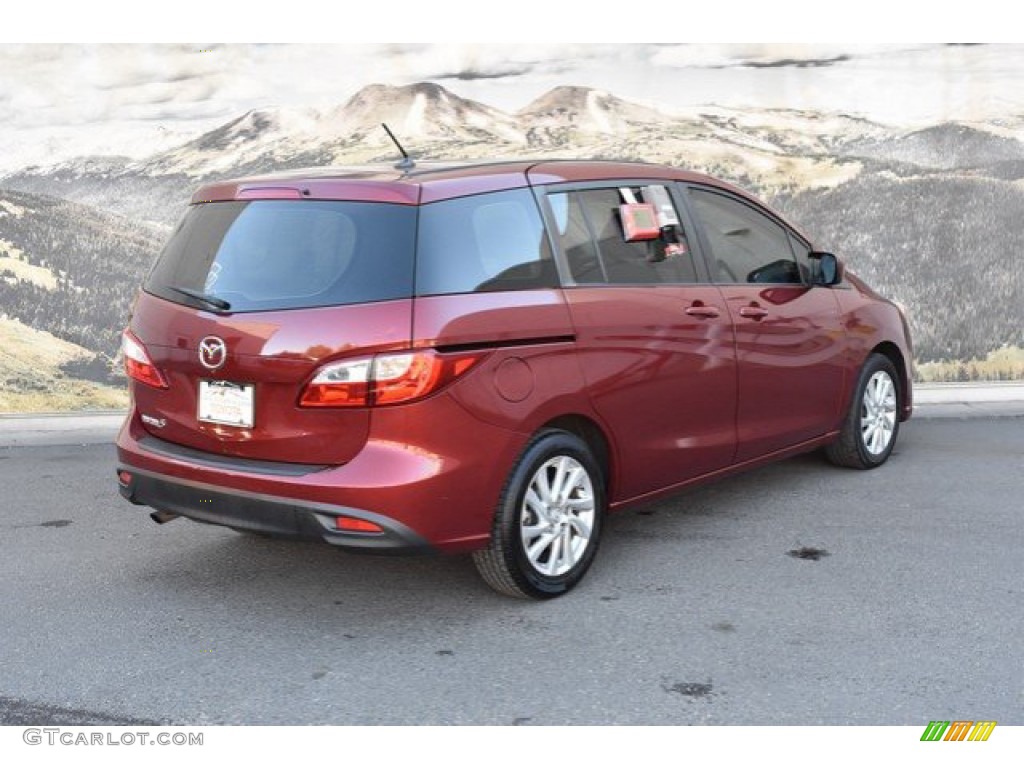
xmin=124 ymin=449 xmax=859 ymax=631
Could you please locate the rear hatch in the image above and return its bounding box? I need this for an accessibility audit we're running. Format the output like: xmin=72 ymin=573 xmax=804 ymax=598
xmin=129 ymin=196 xmax=417 ymax=465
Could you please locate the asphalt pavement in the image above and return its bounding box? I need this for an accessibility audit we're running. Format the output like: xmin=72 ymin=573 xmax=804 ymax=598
xmin=0 ymin=400 xmax=1021 ymax=725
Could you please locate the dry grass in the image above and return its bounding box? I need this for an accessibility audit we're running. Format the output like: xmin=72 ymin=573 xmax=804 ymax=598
xmin=915 ymin=346 xmax=1024 ymax=382
xmin=0 ymin=239 xmax=58 ymax=290
xmin=0 ymin=316 xmax=128 ymax=413
xmin=0 ymin=384 xmax=128 ymax=412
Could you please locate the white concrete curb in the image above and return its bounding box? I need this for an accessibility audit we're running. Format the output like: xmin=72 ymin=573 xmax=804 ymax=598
xmin=0 ymin=411 xmax=126 ymax=447
xmin=913 ymin=382 xmax=1024 ymax=419
xmin=914 ymin=382 xmax=1024 ymax=404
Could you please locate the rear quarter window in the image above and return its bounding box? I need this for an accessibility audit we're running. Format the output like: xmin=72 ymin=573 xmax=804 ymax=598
xmin=415 ymin=188 xmax=558 ymax=295
xmin=145 ymin=200 xmax=417 ymax=312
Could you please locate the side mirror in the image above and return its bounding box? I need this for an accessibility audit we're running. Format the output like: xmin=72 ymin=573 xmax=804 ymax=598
xmin=809 ymin=251 xmax=843 ymax=286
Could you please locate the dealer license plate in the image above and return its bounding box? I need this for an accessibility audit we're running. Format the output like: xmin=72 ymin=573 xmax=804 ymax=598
xmin=198 ymin=380 xmax=254 ymax=428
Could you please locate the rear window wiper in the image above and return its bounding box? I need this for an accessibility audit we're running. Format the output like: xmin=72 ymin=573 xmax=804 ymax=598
xmin=165 ymin=285 xmax=231 ymax=312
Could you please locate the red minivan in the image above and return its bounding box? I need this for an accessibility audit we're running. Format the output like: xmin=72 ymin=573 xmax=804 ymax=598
xmin=116 ymin=160 xmax=913 ymax=598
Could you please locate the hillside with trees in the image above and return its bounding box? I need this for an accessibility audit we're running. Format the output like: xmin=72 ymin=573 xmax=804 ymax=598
xmin=0 ymin=188 xmax=166 ymax=385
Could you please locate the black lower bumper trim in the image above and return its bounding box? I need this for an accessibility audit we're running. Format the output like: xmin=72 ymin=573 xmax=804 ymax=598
xmin=117 ymin=465 xmax=432 ymax=555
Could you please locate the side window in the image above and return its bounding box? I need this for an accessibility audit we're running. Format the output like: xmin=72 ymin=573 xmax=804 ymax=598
xmin=689 ymin=189 xmax=802 ymax=285
xmin=548 ymin=185 xmax=698 ymax=285
xmin=416 ymin=188 xmax=557 ymax=296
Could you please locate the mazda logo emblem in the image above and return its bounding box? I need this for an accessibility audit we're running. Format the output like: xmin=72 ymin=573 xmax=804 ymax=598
xmin=198 ymin=336 xmax=227 ymax=371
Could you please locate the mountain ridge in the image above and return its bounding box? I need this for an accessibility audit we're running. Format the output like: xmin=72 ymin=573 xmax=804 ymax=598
xmin=1 ymin=81 xmax=1023 ymax=378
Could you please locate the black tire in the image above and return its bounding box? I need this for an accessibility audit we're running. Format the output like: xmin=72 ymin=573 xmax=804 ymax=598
xmin=472 ymin=430 xmax=605 ymax=599
xmin=825 ymin=353 xmax=901 ymax=469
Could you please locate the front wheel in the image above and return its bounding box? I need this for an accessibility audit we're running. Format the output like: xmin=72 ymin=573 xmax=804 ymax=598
xmin=825 ymin=353 xmax=901 ymax=469
xmin=473 ymin=430 xmax=605 ymax=599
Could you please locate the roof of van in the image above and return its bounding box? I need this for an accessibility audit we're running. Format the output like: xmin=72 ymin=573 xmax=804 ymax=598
xmin=190 ymin=159 xmax=746 ymax=207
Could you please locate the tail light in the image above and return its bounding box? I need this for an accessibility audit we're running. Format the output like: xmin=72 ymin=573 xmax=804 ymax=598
xmin=300 ymin=349 xmax=483 ymax=408
xmin=122 ymin=329 xmax=168 ymax=389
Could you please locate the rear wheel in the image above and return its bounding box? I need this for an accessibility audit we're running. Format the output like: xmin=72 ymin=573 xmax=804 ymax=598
xmin=473 ymin=430 xmax=605 ymax=599
xmin=825 ymin=353 xmax=901 ymax=469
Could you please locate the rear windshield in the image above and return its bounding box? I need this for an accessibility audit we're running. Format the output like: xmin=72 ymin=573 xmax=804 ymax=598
xmin=145 ymin=200 xmax=417 ymax=312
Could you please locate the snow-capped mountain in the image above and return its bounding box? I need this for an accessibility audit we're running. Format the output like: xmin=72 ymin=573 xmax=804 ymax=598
xmin=136 ymin=83 xmax=527 ymax=179
xmin=519 ymin=86 xmax=667 ymax=140
xmin=326 ymin=82 xmax=525 ymax=144
xmin=4 ymin=82 xmax=896 ymax=192
xmin=142 ymin=106 xmax=321 ymax=177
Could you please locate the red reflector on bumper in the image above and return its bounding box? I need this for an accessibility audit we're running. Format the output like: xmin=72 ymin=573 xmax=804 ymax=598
xmin=118 ymin=471 xmax=133 ymax=486
xmin=335 ymin=516 xmax=383 ymax=533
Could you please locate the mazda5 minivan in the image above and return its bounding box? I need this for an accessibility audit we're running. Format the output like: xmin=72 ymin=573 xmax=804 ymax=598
xmin=116 ymin=160 xmax=913 ymax=598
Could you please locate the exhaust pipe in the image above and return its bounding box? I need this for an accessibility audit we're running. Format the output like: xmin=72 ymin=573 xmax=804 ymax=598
xmin=150 ymin=510 xmax=181 ymax=525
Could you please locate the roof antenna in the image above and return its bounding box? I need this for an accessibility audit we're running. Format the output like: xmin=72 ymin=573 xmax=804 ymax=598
xmin=381 ymin=123 xmax=415 ymax=171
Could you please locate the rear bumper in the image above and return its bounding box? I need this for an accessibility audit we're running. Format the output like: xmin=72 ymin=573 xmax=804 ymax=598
xmin=115 ymin=399 xmax=526 ymax=554
xmin=117 ymin=465 xmax=431 ymax=554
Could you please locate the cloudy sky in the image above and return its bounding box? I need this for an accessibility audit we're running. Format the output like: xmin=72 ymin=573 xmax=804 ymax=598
xmin=2 ymin=43 xmax=1023 ymax=172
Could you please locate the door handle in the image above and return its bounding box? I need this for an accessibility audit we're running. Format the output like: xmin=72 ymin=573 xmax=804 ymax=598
xmin=739 ymin=305 xmax=769 ymax=320
xmin=685 ymin=304 xmax=721 ymax=319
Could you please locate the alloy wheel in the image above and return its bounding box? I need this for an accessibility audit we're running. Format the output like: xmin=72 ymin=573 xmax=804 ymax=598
xmin=860 ymin=370 xmax=897 ymax=455
xmin=519 ymin=455 xmax=596 ymax=577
